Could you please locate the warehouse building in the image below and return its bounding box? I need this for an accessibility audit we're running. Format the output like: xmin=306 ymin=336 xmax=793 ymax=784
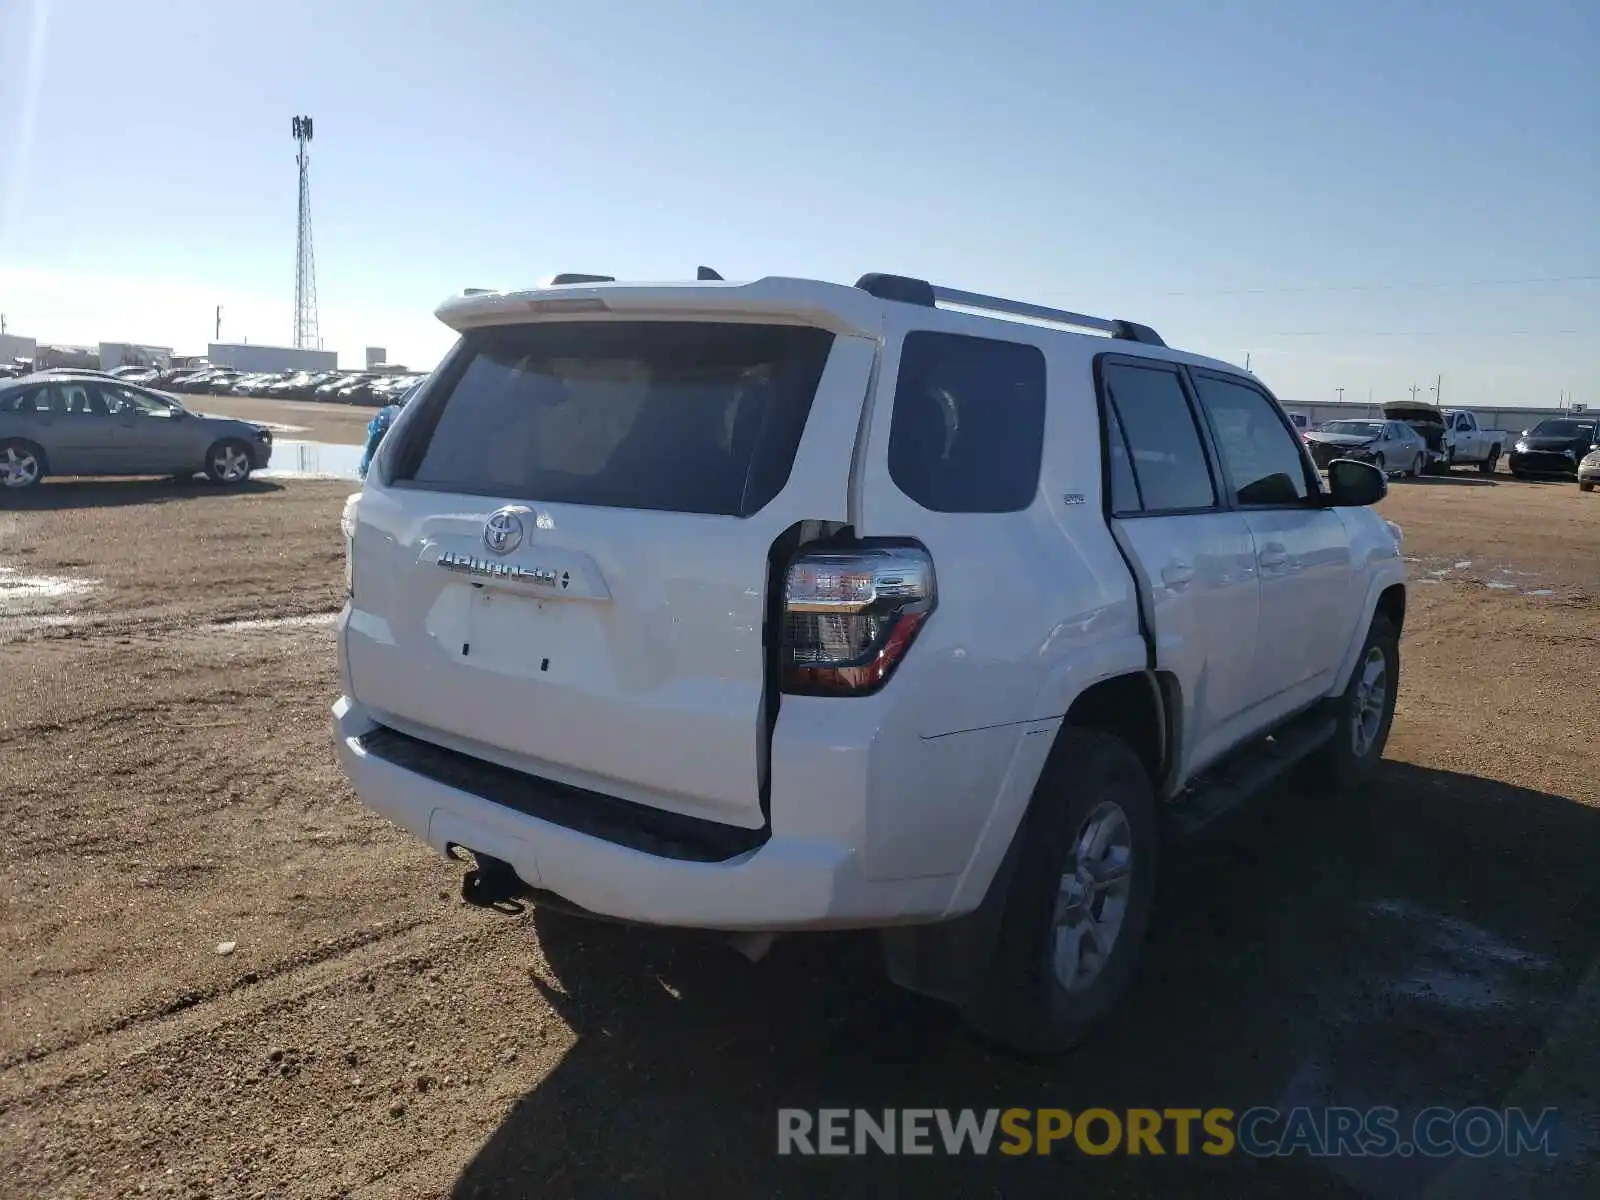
xmin=208 ymin=342 xmax=338 ymax=373
xmin=99 ymin=342 xmax=173 ymax=371
xmin=0 ymin=333 xmax=38 ymax=367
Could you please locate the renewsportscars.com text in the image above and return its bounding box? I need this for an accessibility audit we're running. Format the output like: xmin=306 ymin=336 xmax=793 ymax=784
xmin=777 ymin=1106 xmax=1562 ymax=1159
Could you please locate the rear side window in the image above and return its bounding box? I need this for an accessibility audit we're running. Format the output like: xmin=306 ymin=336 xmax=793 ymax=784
xmin=397 ymin=322 xmax=834 ymax=516
xmin=887 ymin=331 xmax=1045 ymax=513
xmin=0 ymin=385 xmax=50 ymax=414
xmin=1100 ymin=362 xmax=1216 ymax=513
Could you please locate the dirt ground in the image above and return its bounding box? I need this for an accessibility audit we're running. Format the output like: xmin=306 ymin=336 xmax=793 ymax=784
xmin=0 ymin=472 xmax=1596 ymax=1199
xmin=183 ymin=394 xmax=378 ymax=446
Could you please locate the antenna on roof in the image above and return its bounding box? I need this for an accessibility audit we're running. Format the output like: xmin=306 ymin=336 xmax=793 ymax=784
xmin=697 ymin=266 xmax=724 ymax=281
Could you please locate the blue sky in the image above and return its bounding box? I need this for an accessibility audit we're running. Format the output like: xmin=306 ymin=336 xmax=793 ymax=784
xmin=1 ymin=0 xmax=1594 ymax=407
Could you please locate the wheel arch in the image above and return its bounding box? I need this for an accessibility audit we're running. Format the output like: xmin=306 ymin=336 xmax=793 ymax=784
xmin=882 ymin=668 xmax=1175 ymax=1007
xmin=1330 ymin=570 xmax=1406 ymax=695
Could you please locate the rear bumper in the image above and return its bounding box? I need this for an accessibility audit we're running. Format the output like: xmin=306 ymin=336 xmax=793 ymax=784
xmin=332 ymin=694 xmax=960 ymax=931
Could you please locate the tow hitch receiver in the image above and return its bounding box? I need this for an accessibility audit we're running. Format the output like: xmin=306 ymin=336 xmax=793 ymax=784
xmin=448 ymin=846 xmax=528 ymax=915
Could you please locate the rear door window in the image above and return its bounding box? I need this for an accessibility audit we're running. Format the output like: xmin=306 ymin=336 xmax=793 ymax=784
xmin=1099 ymin=361 xmax=1217 ymax=513
xmin=886 ymin=331 xmax=1046 ymax=513
xmin=396 ymin=322 xmax=834 ymax=516
xmin=0 ymin=385 xmax=51 ymax=414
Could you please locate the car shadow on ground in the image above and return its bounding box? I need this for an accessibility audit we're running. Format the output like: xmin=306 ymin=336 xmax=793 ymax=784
xmin=0 ymin=477 xmax=285 ymax=509
xmin=1395 ymin=474 xmax=1497 ymax=487
xmin=450 ymin=763 xmax=1600 ymax=1199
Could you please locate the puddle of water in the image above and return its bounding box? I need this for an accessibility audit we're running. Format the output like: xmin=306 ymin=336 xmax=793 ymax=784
xmin=259 ymin=440 xmax=365 ymax=481
xmin=214 ymin=613 xmax=339 ymax=631
xmin=1526 ymin=589 xmax=1555 ymax=597
xmin=0 ymin=566 xmax=96 ymax=608
xmin=1485 ymin=580 xmax=1515 ymax=589
xmin=0 ymin=566 xmax=96 ymax=636
xmin=1453 ymin=561 xmax=1472 ymax=569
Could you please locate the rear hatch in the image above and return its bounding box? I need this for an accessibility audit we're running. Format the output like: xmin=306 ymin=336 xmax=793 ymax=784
xmin=345 ymin=311 xmax=872 ymax=830
xmin=1383 ymin=400 xmax=1447 ymax=452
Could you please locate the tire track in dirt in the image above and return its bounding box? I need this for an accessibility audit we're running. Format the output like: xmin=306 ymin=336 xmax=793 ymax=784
xmin=0 ymin=916 xmax=510 ymax=1108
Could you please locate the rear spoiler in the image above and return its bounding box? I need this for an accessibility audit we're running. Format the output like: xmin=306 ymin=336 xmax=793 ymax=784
xmin=435 ymin=277 xmax=882 ymax=338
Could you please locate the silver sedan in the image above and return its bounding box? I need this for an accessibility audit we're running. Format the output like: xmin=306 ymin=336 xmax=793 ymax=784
xmin=0 ymin=373 xmax=273 ymax=489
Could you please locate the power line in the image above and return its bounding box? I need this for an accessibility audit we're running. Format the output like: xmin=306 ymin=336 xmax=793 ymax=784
xmin=1150 ymin=274 xmax=1600 ymax=298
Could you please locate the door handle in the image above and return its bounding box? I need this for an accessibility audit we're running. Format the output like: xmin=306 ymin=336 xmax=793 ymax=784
xmin=1161 ymin=561 xmax=1196 ymax=588
xmin=1258 ymin=543 xmax=1288 ymax=569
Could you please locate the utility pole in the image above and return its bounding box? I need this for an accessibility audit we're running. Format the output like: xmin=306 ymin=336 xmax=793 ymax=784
xmin=1431 ymin=373 xmax=1442 ymax=408
xmin=1409 ymin=384 xmax=1422 ymax=402
xmin=1 ymin=313 xmax=7 ymax=335
xmin=1245 ymin=352 xmax=1252 ymax=371
xmin=1336 ymin=386 xmax=1345 ymax=404
xmin=215 ymin=305 xmax=222 ymax=341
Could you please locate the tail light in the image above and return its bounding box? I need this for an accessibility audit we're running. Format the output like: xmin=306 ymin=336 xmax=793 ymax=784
xmin=341 ymin=493 xmax=361 ymax=596
xmin=780 ymin=545 xmax=936 ymax=695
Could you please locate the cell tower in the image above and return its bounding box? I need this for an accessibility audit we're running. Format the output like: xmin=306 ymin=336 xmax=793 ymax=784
xmin=291 ymin=115 xmax=320 ymax=350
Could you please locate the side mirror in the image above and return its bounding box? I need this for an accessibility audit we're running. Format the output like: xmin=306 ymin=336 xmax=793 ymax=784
xmin=1326 ymin=459 xmax=1387 ymax=507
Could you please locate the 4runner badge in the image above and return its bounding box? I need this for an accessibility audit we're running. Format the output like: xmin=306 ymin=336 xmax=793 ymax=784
xmin=436 ymin=552 xmax=564 ymax=588
xmin=483 ymin=509 xmax=525 ymax=555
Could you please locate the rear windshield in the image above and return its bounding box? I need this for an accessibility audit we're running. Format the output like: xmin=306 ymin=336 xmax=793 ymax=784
xmin=395 ymin=322 xmax=834 ymax=516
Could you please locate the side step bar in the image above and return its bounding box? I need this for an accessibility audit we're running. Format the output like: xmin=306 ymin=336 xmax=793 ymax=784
xmin=1168 ymin=710 xmax=1337 ymax=838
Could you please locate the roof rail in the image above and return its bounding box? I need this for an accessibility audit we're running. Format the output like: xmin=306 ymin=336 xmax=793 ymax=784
xmin=853 ymin=272 xmax=1165 ymax=347
xmin=546 ymin=273 xmax=616 ymax=286
xmin=696 ymin=266 xmax=724 ymax=281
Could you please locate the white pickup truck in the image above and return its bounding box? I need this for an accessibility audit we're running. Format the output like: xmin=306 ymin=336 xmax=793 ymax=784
xmin=1383 ymin=402 xmax=1507 ymax=474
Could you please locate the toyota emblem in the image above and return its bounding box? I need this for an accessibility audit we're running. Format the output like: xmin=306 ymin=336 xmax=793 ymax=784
xmin=483 ymin=509 xmax=525 ymax=555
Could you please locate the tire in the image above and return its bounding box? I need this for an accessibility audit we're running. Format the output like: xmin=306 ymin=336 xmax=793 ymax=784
xmin=1581 ymin=480 xmax=1596 ymax=493
xmin=1409 ymin=454 xmax=1423 ymax=479
xmin=1300 ymin=613 xmax=1399 ymax=796
xmin=205 ymin=439 xmax=254 ymax=485
xmin=1372 ymin=453 xmax=1386 ymax=477
xmin=1479 ymin=447 xmax=1499 ymax=476
xmin=959 ymin=729 xmax=1159 ymax=1054
xmin=0 ymin=438 xmax=46 ymax=490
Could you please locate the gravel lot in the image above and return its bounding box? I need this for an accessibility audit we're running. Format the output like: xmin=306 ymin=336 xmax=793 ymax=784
xmin=0 ymin=471 xmax=1596 ymax=1199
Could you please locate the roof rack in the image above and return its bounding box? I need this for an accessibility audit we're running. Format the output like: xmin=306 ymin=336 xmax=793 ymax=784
xmin=853 ymin=272 xmax=1165 ymax=347
xmin=545 ymin=273 xmax=616 ymax=286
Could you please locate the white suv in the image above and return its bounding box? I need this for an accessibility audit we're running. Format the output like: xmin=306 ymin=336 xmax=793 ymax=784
xmin=332 ymin=271 xmax=1406 ymax=1052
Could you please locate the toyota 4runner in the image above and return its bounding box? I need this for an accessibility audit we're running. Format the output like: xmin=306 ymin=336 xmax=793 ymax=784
xmin=332 ymin=270 xmax=1406 ymax=1052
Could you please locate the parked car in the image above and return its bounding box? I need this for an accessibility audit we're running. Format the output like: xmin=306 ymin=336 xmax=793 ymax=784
xmin=1304 ymin=419 xmax=1428 ymax=477
xmin=335 ymin=377 xmax=384 ymax=405
xmin=316 ymin=373 xmax=367 ymax=399
xmin=331 ymin=271 xmax=1405 ymax=1054
xmin=1578 ymin=448 xmax=1600 ymax=493
xmin=0 ymin=373 xmax=273 ymax=488
xmin=1508 ymin=417 xmax=1600 ymax=480
xmin=234 ymin=372 xmax=292 ymax=396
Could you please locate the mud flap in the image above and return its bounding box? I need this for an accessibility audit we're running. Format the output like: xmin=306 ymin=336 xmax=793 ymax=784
xmin=879 ymin=820 xmax=1027 ymax=1006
